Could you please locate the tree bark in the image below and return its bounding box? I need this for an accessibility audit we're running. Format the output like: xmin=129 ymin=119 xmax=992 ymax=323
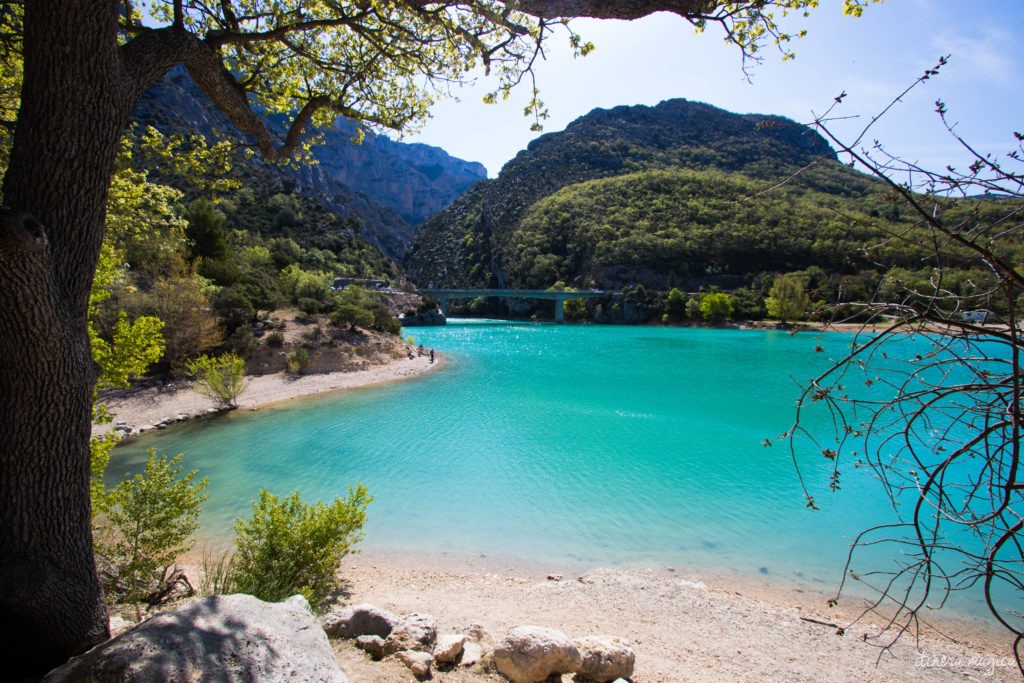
xmin=0 ymin=2 xmax=130 ymax=677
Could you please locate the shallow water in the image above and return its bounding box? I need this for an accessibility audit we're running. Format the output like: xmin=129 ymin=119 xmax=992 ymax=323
xmin=108 ymin=321 xmax=1008 ymax=616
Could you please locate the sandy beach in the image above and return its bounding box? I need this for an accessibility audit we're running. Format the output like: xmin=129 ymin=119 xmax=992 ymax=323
xmin=95 ymin=353 xmax=443 ymax=437
xmin=100 ymin=354 xmax=1020 ymax=681
xmin=330 ymin=550 xmax=1018 ymax=682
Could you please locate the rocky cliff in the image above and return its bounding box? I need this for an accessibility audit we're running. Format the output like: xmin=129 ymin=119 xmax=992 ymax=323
xmin=291 ymin=120 xmax=486 ymax=227
xmin=130 ymin=68 xmax=485 ymax=260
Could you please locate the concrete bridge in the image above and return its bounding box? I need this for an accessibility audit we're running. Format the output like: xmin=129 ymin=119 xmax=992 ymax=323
xmin=420 ymin=288 xmax=609 ymax=323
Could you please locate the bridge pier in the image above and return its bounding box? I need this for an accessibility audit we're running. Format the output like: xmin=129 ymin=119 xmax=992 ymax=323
xmin=554 ymin=297 xmax=564 ymax=323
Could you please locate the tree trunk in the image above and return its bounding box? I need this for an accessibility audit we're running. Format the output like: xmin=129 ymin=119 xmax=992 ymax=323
xmin=0 ymin=3 xmax=130 ymax=677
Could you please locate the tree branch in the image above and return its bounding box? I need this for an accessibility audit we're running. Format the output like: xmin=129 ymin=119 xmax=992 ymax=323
xmin=506 ymin=0 xmax=717 ymax=20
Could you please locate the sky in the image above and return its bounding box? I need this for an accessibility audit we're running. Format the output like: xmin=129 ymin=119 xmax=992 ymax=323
xmin=401 ymin=0 xmax=1023 ymax=179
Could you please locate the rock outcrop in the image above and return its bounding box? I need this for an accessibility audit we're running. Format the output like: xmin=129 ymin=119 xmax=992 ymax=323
xmin=44 ymin=594 xmax=347 ymax=683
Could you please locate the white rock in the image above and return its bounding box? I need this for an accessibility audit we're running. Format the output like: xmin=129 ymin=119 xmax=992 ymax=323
xmin=354 ymin=634 xmax=387 ymax=660
xmin=44 ymin=594 xmax=347 ymax=682
xmin=574 ymin=635 xmax=636 ymax=682
xmin=396 ymin=650 xmax=432 ymax=679
xmin=433 ymin=633 xmax=468 ymax=664
xmin=460 ymin=641 xmax=484 ymax=666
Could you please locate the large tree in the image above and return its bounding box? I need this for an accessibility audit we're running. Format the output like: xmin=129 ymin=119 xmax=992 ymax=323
xmin=0 ymin=0 xmax=861 ymax=676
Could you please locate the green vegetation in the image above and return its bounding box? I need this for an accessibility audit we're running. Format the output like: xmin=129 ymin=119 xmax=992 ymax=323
xmin=408 ymin=98 xmax=1024 ymax=325
xmin=286 ymin=347 xmax=311 ymax=375
xmin=510 ymin=167 xmax=899 ymax=291
xmin=187 ymin=353 xmax=248 ymax=410
xmin=330 ymin=285 xmax=402 ymax=334
xmin=765 ymin=273 xmax=810 ymax=322
xmin=95 ymin=451 xmax=207 ymax=619
xmin=220 ymin=486 xmax=373 ymax=612
xmin=699 ymin=292 xmax=735 ymax=322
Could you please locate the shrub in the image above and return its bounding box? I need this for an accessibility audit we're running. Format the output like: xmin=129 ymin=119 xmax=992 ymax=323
xmin=227 ymin=326 xmax=255 ymax=355
xmin=227 ymin=485 xmax=372 ymax=611
xmin=563 ymin=297 xmax=587 ymax=321
xmin=96 ymin=450 xmax=207 ymax=617
xmin=665 ymin=287 xmax=687 ymax=318
xmin=331 ymin=302 xmax=374 ymax=331
xmin=187 ymin=352 xmax=248 ymax=409
xmin=286 ymin=347 xmax=310 ymax=374
xmin=700 ymin=292 xmax=735 ymax=322
xmin=685 ymin=296 xmax=702 ymax=319
xmin=265 ymin=331 xmax=284 ymax=348
xmin=297 ymin=296 xmax=322 ymax=315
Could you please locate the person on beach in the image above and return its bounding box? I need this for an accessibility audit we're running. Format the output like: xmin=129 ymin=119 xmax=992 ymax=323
xmin=430 ymin=349 xmax=435 ymax=363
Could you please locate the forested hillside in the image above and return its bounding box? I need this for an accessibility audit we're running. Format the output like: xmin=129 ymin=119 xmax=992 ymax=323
xmin=80 ymin=69 xmax=491 ymax=376
xmin=405 ymin=98 xmax=1023 ymax=321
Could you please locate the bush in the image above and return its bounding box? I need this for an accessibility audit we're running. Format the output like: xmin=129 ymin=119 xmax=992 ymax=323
xmin=96 ymin=450 xmax=207 ymax=616
xmin=187 ymin=352 xmax=248 ymax=409
xmin=286 ymin=347 xmax=310 ymax=374
xmin=227 ymin=326 xmax=255 ymax=356
xmin=297 ymin=296 xmax=322 ymax=315
xmin=700 ymin=292 xmax=735 ymax=322
xmin=665 ymin=287 xmax=687 ymax=318
xmin=685 ymin=296 xmax=702 ymax=319
xmin=265 ymin=331 xmax=284 ymax=348
xmin=226 ymin=485 xmax=372 ymax=611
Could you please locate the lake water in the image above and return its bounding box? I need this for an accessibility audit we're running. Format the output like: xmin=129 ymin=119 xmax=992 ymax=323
xmin=107 ymin=321 xmax=1000 ymax=615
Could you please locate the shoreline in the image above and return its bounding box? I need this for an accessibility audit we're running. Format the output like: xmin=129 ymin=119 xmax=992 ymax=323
xmin=95 ymin=353 xmax=445 ymax=438
xmin=99 ymin=340 xmax=1019 ymax=679
xmin=326 ymin=547 xmax=1017 ymax=682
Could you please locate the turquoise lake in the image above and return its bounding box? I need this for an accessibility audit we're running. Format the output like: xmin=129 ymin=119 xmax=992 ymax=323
xmin=108 ymin=322 xmax=997 ymax=613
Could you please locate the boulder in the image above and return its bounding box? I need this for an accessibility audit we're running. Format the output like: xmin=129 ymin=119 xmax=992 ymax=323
xmin=461 ymin=641 xmax=484 ymax=667
xmin=433 ymin=633 xmax=468 ymax=664
xmin=384 ymin=612 xmax=437 ymax=654
xmin=396 ymin=650 xmax=433 ymax=679
xmin=492 ymin=626 xmax=581 ymax=683
xmin=355 ymin=634 xmax=387 ymax=660
xmin=574 ymin=635 xmax=636 ymax=682
xmin=44 ymin=594 xmax=348 ymax=682
xmin=322 ymin=603 xmax=399 ymax=639
xmin=460 ymin=623 xmax=493 ymax=667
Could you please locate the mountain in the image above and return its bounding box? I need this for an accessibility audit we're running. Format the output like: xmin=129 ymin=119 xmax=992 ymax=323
xmin=130 ymin=68 xmax=485 ymax=260
xmin=404 ymin=98 xmax=902 ymax=291
xmin=290 ymin=119 xmax=487 ymax=227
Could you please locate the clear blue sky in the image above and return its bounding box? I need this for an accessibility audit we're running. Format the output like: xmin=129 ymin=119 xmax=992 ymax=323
xmin=403 ymin=0 xmax=1022 ymax=179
